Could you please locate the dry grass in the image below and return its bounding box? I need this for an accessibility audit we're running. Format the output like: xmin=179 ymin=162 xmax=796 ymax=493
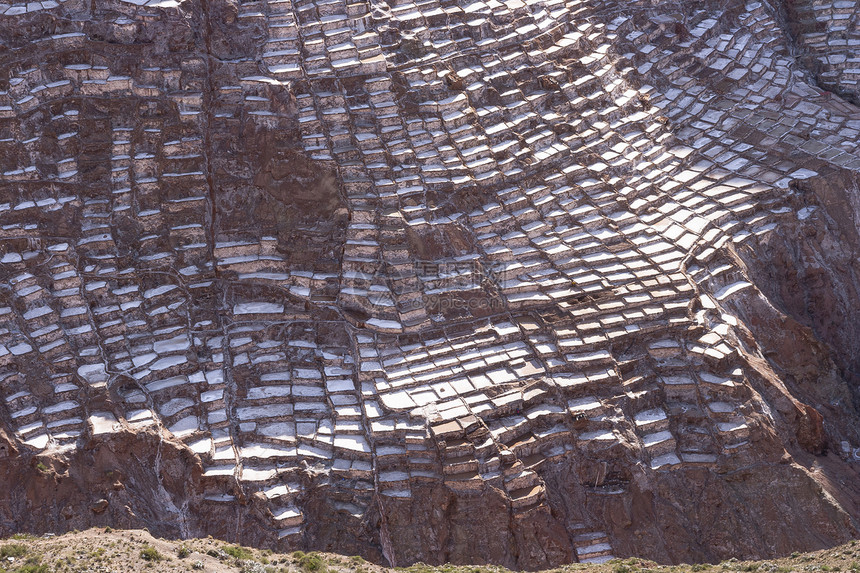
xmin=0 ymin=529 xmax=856 ymax=573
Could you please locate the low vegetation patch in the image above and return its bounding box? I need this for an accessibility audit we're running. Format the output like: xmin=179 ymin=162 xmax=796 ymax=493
xmin=0 ymin=529 xmax=856 ymax=573
xmin=224 ymin=544 xmax=255 ymax=560
xmin=140 ymin=545 xmax=163 ymax=562
xmin=0 ymin=543 xmax=28 ymax=559
xmin=295 ymin=551 xmax=327 ymax=572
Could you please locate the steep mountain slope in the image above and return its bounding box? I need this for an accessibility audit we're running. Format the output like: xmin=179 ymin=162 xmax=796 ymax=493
xmin=0 ymin=0 xmax=859 ymax=568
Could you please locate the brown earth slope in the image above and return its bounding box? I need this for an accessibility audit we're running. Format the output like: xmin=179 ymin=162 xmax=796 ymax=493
xmin=0 ymin=0 xmax=859 ymax=568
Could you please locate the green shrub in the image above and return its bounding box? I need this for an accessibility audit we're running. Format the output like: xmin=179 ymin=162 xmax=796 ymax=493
xmin=91 ymin=548 xmax=106 ymax=559
xmin=296 ymin=552 xmax=325 ymax=572
xmin=13 ymin=555 xmax=50 ymax=573
xmin=0 ymin=543 xmax=27 ymax=558
xmin=178 ymin=545 xmax=192 ymax=558
xmin=140 ymin=545 xmax=163 ymax=562
xmin=224 ymin=545 xmax=254 ymax=560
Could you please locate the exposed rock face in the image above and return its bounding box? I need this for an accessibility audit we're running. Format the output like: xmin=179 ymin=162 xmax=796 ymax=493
xmin=1 ymin=0 xmax=860 ymax=569
xmin=783 ymin=0 xmax=860 ymax=104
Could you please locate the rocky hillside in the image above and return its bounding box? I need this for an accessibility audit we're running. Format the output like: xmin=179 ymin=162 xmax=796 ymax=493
xmin=1 ymin=530 xmax=860 ymax=573
xmin=1 ymin=0 xmax=860 ymax=568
